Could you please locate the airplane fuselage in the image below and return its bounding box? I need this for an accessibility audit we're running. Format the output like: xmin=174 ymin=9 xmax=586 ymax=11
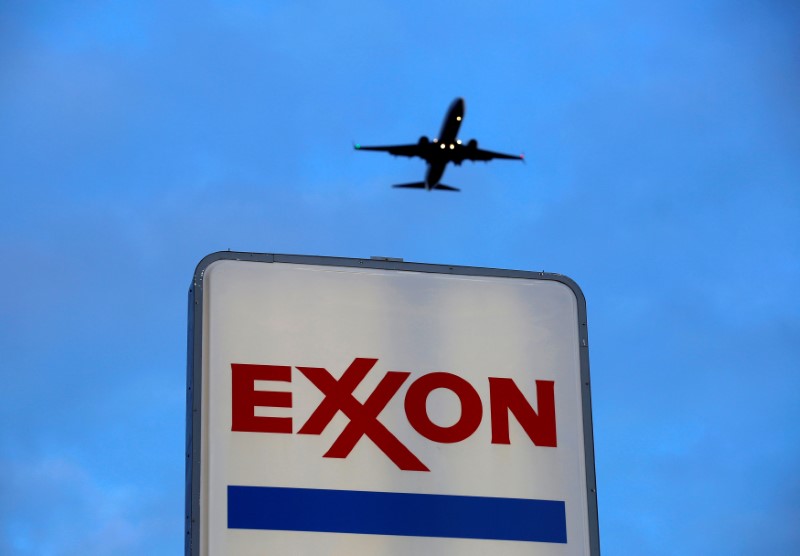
xmin=425 ymin=98 xmax=465 ymax=190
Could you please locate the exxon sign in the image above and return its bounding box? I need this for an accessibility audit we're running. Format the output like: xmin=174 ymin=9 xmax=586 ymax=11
xmin=186 ymin=253 xmax=600 ymax=556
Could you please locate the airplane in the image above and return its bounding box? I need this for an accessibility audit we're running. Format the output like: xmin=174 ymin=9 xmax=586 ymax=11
xmin=354 ymin=97 xmax=523 ymax=192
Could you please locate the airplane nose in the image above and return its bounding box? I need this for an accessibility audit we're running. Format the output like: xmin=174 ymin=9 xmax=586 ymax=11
xmin=451 ymin=97 xmax=465 ymax=120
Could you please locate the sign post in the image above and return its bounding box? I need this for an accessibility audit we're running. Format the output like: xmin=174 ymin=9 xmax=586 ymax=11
xmin=187 ymin=252 xmax=599 ymax=555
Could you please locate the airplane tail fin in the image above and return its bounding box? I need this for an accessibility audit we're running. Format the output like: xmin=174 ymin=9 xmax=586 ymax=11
xmin=392 ymin=182 xmax=427 ymax=190
xmin=391 ymin=182 xmax=460 ymax=192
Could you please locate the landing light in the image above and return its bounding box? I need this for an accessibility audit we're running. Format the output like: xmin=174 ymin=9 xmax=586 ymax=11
xmin=450 ymin=144 xmax=454 ymax=149
xmin=456 ymin=140 xmax=462 ymax=144
xmin=440 ymin=144 xmax=445 ymax=149
xmin=456 ymin=116 xmax=462 ymax=121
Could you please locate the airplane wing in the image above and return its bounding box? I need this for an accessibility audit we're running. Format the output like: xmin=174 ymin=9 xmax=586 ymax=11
xmin=464 ymin=147 xmax=524 ymax=162
xmin=354 ymin=143 xmax=424 ymax=159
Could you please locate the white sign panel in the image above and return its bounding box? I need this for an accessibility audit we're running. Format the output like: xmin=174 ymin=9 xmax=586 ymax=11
xmin=186 ymin=253 xmax=599 ymax=556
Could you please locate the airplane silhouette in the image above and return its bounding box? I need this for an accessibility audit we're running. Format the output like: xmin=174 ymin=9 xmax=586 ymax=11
xmin=354 ymin=98 xmax=523 ymax=192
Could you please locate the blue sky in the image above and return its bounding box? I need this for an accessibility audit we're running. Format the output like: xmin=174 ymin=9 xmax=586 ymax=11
xmin=1 ymin=1 xmax=798 ymax=554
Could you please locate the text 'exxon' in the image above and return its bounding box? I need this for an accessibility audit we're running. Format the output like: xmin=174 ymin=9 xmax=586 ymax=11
xmin=230 ymin=357 xmax=557 ymax=472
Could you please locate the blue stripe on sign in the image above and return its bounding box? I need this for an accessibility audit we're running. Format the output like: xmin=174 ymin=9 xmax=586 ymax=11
xmin=228 ymin=485 xmax=567 ymax=544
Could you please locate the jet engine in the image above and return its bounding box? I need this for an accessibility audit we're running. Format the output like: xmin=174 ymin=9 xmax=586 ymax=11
xmin=467 ymin=139 xmax=478 ymax=149
xmin=418 ymin=136 xmax=430 ymax=145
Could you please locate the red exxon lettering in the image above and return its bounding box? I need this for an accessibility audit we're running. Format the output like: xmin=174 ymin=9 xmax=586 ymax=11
xmin=230 ymin=358 xmax=559 ymax=472
xmin=231 ymin=363 xmax=292 ymax=434
xmin=489 ymin=378 xmax=557 ymax=447
xmin=296 ymin=358 xmax=428 ymax=472
xmin=404 ymin=372 xmax=483 ymax=443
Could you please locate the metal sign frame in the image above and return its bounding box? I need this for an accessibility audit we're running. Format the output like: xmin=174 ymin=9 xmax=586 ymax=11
xmin=186 ymin=251 xmax=600 ymax=555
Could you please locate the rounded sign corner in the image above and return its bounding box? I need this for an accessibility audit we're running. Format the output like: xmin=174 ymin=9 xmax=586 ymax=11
xmin=546 ymin=274 xmax=587 ymax=310
xmin=193 ymin=251 xmax=276 ymax=286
